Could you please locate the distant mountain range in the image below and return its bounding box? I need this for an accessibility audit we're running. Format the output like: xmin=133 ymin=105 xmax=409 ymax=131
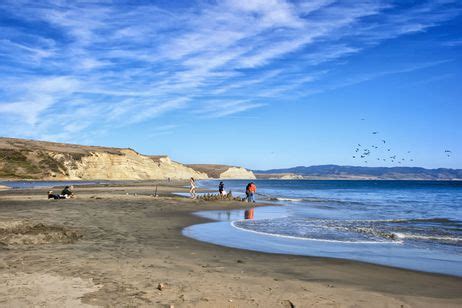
xmin=254 ymin=165 xmax=462 ymax=180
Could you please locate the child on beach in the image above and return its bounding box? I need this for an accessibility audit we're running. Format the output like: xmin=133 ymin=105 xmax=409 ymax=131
xmin=219 ymin=181 xmax=225 ymax=195
xmin=190 ymin=177 xmax=196 ymax=199
xmin=47 ymin=191 xmax=61 ymax=199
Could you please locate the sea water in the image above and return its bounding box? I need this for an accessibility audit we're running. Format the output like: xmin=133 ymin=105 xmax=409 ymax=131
xmin=183 ymin=180 xmax=462 ymax=276
xmin=0 ymin=180 xmax=105 ymax=189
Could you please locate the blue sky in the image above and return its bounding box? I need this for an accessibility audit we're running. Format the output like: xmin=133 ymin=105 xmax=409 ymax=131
xmin=0 ymin=0 xmax=461 ymax=170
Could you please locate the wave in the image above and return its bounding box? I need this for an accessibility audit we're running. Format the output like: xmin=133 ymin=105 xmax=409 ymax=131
xmin=230 ymin=220 xmax=402 ymax=244
xmin=264 ymin=195 xmax=367 ymax=206
xmin=347 ymin=217 xmax=461 ymax=225
xmin=393 ymin=233 xmax=462 ymax=242
xmin=271 ymin=197 xmax=303 ymax=202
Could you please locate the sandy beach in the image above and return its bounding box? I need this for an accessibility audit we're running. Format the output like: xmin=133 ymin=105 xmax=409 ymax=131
xmin=0 ymin=182 xmax=461 ymax=307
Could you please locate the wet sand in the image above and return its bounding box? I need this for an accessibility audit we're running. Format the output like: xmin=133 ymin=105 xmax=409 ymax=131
xmin=0 ymin=182 xmax=461 ymax=307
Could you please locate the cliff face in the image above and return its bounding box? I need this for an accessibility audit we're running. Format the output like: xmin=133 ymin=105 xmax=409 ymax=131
xmin=186 ymin=164 xmax=256 ymax=179
xmin=0 ymin=137 xmax=207 ymax=180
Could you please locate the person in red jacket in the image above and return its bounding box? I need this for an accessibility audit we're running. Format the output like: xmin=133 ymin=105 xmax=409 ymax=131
xmin=247 ymin=182 xmax=256 ymax=203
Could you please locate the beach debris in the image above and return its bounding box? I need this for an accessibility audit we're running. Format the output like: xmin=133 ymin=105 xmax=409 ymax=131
xmin=236 ymin=259 xmax=244 ymax=263
xmin=281 ymin=299 xmax=296 ymax=308
xmin=157 ymin=283 xmax=165 ymax=291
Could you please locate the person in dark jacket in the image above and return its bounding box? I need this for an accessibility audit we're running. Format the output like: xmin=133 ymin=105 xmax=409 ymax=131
xmin=61 ymin=185 xmax=75 ymax=198
xmin=245 ymin=182 xmax=251 ymax=202
xmin=219 ymin=181 xmax=225 ymax=195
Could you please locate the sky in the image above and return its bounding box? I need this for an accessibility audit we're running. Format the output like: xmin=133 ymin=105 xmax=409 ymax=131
xmin=0 ymin=0 xmax=461 ymax=170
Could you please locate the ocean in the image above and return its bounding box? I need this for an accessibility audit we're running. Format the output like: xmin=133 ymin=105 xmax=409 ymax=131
xmin=0 ymin=180 xmax=104 ymax=189
xmin=183 ymin=180 xmax=462 ymax=276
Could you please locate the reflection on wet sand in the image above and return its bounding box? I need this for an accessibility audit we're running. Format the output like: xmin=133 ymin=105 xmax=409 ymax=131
xmin=245 ymin=208 xmax=254 ymax=220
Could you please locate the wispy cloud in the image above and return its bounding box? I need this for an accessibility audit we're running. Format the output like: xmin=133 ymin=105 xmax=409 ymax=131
xmin=0 ymin=0 xmax=460 ymax=141
xmin=194 ymin=100 xmax=266 ymax=118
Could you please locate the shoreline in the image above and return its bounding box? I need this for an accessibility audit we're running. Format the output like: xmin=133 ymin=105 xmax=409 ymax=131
xmin=0 ymin=182 xmax=461 ymax=306
xmin=186 ymin=209 xmax=462 ymax=279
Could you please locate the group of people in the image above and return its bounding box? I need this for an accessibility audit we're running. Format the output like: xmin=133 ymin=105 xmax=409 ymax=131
xmin=189 ymin=178 xmax=257 ymax=203
xmin=245 ymin=182 xmax=257 ymax=203
xmin=47 ymin=185 xmax=75 ymax=199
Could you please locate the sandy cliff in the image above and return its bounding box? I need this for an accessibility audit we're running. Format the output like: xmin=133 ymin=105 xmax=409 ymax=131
xmin=0 ymin=137 xmax=207 ymax=180
xmin=186 ymin=164 xmax=256 ymax=179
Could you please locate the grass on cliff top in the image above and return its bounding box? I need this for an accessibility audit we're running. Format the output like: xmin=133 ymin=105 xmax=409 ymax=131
xmin=0 ymin=149 xmax=42 ymax=179
xmin=0 ymin=149 xmax=89 ymax=179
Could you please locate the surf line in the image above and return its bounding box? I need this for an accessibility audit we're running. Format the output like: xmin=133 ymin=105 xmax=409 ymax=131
xmin=255 ymin=192 xmax=303 ymax=202
xmin=230 ymin=220 xmax=403 ymax=245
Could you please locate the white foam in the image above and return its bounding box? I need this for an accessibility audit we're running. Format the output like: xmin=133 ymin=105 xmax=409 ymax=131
xmin=393 ymin=233 xmax=461 ymax=242
xmin=276 ymin=197 xmax=303 ymax=202
xmin=231 ymin=220 xmax=402 ymax=244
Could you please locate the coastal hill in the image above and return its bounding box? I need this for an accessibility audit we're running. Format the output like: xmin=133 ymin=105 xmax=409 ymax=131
xmin=186 ymin=164 xmax=256 ymax=179
xmin=254 ymin=165 xmax=462 ymax=180
xmin=0 ymin=137 xmax=254 ymax=180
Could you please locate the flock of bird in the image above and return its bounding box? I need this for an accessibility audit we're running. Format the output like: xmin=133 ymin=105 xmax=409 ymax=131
xmin=352 ymin=127 xmax=453 ymax=165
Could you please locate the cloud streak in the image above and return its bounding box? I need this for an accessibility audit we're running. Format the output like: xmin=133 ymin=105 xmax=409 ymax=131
xmin=0 ymin=0 xmax=460 ymax=141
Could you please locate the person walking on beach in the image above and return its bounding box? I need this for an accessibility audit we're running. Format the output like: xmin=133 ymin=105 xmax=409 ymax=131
xmin=245 ymin=183 xmax=251 ymax=202
xmin=246 ymin=182 xmax=256 ymax=202
xmin=249 ymin=182 xmax=256 ymax=202
xmin=190 ymin=177 xmax=197 ymax=199
xmin=219 ymin=181 xmax=225 ymax=196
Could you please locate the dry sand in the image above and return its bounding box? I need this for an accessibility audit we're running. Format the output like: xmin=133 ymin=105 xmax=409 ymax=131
xmin=0 ymin=182 xmax=461 ymax=307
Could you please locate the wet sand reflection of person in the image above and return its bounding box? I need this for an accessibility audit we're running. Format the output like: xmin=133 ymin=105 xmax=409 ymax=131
xmin=244 ymin=208 xmax=254 ymax=220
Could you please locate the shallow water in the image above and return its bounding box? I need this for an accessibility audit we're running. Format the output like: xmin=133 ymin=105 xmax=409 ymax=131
xmin=0 ymin=180 xmax=105 ymax=189
xmin=183 ymin=180 xmax=462 ymax=276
